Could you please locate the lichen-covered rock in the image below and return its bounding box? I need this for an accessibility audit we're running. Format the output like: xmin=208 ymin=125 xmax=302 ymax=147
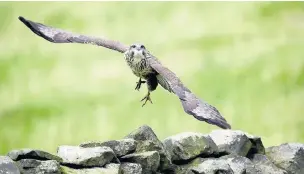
xmin=175 ymin=155 xmax=257 ymax=174
xmin=189 ymin=158 xmax=233 ymax=174
xmin=61 ymin=163 xmax=121 ymax=174
xmin=252 ymin=154 xmax=287 ymax=174
xmin=80 ymin=139 xmax=136 ymax=157
xmin=173 ymin=166 xmax=195 ymax=174
xmin=0 ymin=156 xmax=20 ymax=174
xmin=121 ymin=162 xmax=142 ymax=174
xmin=121 ymin=151 xmax=160 ymax=174
xmin=125 ymin=125 xmax=160 ymax=142
xmin=163 ymin=132 xmax=218 ymax=162
xmin=171 ymin=158 xmax=204 ymax=174
xmin=220 ymin=154 xmax=258 ymax=174
xmin=266 ymin=143 xmax=304 ymax=174
xmin=17 ymin=159 xmax=60 ymax=174
xmin=125 ymin=125 xmax=172 ymax=171
xmin=209 ymin=130 xmax=252 ymax=156
xmin=57 ymin=145 xmax=116 ymax=167
xmin=7 ymin=149 xmax=62 ymax=162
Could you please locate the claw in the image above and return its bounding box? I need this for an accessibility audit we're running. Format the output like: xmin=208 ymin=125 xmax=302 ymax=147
xmin=135 ymin=78 xmax=146 ymax=91
xmin=141 ymin=92 xmax=153 ymax=107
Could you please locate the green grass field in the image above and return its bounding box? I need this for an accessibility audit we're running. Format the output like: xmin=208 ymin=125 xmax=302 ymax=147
xmin=0 ymin=2 xmax=304 ymax=154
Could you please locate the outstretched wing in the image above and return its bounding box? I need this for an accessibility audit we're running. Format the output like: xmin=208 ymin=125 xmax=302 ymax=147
xmin=147 ymin=56 xmax=231 ymax=129
xmin=18 ymin=16 xmax=128 ymax=53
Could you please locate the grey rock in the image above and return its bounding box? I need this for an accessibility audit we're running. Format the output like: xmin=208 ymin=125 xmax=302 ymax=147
xmin=173 ymin=166 xmax=195 ymax=174
xmin=61 ymin=163 xmax=121 ymax=174
xmin=246 ymin=133 xmax=265 ymax=158
xmin=176 ymin=155 xmax=256 ymax=174
xmin=102 ymin=163 xmax=121 ymax=174
xmin=16 ymin=159 xmax=42 ymax=169
xmin=57 ymin=145 xmax=115 ymax=167
xmin=7 ymin=149 xmax=62 ymax=162
xmin=190 ymin=158 xmax=233 ymax=174
xmin=125 ymin=125 xmax=172 ymax=171
xmin=220 ymin=154 xmax=258 ymax=174
xmin=266 ymin=143 xmax=304 ymax=174
xmin=163 ymin=132 xmax=218 ymax=162
xmin=121 ymin=151 xmax=160 ymax=174
xmin=252 ymin=154 xmax=287 ymax=174
xmin=125 ymin=125 xmax=160 ymax=142
xmin=0 ymin=156 xmax=20 ymax=174
xmin=121 ymin=163 xmax=142 ymax=174
xmin=17 ymin=159 xmax=60 ymax=174
xmin=80 ymin=139 xmax=136 ymax=157
xmin=171 ymin=158 xmax=205 ymax=174
xmin=209 ymin=130 xmax=252 ymax=156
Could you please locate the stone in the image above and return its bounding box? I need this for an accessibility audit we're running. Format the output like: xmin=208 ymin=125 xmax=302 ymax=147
xmin=163 ymin=132 xmax=218 ymax=162
xmin=171 ymin=158 xmax=204 ymax=174
xmin=173 ymin=166 xmax=195 ymax=174
xmin=246 ymin=133 xmax=265 ymax=158
xmin=80 ymin=139 xmax=136 ymax=157
xmin=57 ymin=145 xmax=116 ymax=167
xmin=102 ymin=163 xmax=121 ymax=174
xmin=61 ymin=163 xmax=121 ymax=174
xmin=220 ymin=154 xmax=258 ymax=174
xmin=0 ymin=156 xmax=20 ymax=174
xmin=189 ymin=158 xmax=233 ymax=174
xmin=209 ymin=130 xmax=252 ymax=156
xmin=125 ymin=125 xmax=160 ymax=142
xmin=120 ymin=151 xmax=160 ymax=174
xmin=266 ymin=143 xmax=304 ymax=174
xmin=17 ymin=159 xmax=60 ymax=174
xmin=175 ymin=155 xmax=257 ymax=174
xmin=252 ymin=154 xmax=287 ymax=174
xmin=7 ymin=149 xmax=62 ymax=162
xmin=125 ymin=125 xmax=172 ymax=171
xmin=121 ymin=162 xmax=142 ymax=174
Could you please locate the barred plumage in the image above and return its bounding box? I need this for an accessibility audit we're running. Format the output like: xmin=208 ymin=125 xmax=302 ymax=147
xmin=124 ymin=44 xmax=155 ymax=79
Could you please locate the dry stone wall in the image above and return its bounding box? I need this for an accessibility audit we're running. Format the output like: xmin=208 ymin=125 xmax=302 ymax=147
xmin=1 ymin=125 xmax=304 ymax=174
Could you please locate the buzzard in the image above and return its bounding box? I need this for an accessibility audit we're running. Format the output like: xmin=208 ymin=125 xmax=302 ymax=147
xmin=18 ymin=16 xmax=231 ymax=129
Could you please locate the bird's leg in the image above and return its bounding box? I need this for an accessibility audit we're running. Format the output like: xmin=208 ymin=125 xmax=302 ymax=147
xmin=135 ymin=78 xmax=146 ymax=91
xmin=141 ymin=91 xmax=152 ymax=107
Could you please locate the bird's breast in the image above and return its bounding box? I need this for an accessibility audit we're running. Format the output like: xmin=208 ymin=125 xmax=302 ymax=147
xmin=124 ymin=52 xmax=153 ymax=78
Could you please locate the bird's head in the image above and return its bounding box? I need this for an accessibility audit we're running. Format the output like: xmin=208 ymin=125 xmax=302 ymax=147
xmin=128 ymin=43 xmax=147 ymax=59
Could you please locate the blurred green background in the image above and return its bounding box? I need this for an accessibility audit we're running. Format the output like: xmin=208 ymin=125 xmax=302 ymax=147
xmin=0 ymin=2 xmax=304 ymax=154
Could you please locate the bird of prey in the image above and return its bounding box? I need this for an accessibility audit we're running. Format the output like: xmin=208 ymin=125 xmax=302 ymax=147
xmin=18 ymin=16 xmax=231 ymax=129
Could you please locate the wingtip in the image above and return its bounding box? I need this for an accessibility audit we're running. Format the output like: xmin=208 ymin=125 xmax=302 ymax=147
xmin=221 ymin=122 xmax=232 ymax=130
xmin=17 ymin=16 xmax=48 ymax=41
xmin=210 ymin=117 xmax=231 ymax=130
xmin=217 ymin=116 xmax=231 ymax=129
xmin=18 ymin=16 xmax=32 ymax=28
xmin=217 ymin=117 xmax=232 ymax=130
xmin=18 ymin=16 xmax=26 ymax=23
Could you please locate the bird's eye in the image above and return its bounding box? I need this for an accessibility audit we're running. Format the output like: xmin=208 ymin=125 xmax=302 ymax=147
xmin=131 ymin=45 xmax=136 ymax=48
xmin=140 ymin=45 xmax=145 ymax=49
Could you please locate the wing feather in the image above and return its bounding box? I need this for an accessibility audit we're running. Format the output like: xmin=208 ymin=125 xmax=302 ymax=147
xmin=18 ymin=16 xmax=128 ymax=53
xmin=147 ymin=56 xmax=231 ymax=129
xmin=156 ymin=74 xmax=173 ymax=93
